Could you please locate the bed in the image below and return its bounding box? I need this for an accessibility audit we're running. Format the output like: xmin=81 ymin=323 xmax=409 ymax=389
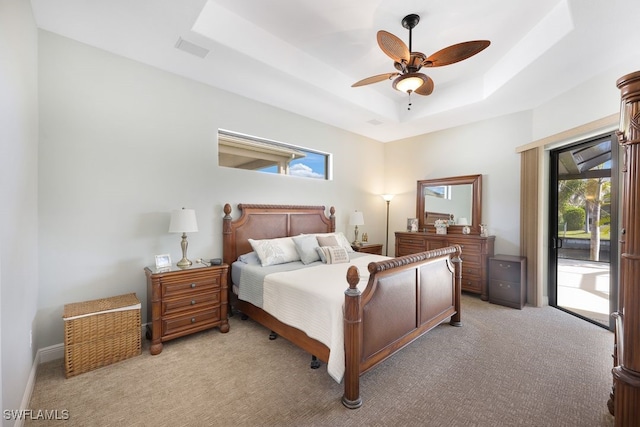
xmin=222 ymin=203 xmax=462 ymax=408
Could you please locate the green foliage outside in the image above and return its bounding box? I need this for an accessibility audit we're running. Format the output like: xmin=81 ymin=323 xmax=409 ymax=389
xmin=563 ymin=207 xmax=585 ymax=230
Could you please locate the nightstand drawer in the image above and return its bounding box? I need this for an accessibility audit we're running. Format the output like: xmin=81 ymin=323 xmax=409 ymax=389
xmin=162 ymin=291 xmax=220 ymax=316
xmin=489 ymin=260 xmax=521 ymax=282
xmin=490 ymin=280 xmax=520 ymax=303
xmin=161 ymin=273 xmax=221 ymax=298
xmin=162 ymin=307 xmax=220 ymax=337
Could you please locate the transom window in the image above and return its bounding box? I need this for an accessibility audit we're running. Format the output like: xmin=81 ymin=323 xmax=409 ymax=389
xmin=217 ymin=129 xmax=331 ymax=180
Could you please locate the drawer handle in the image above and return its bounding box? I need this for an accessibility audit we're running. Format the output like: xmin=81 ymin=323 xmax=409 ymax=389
xmin=190 ymin=283 xmax=196 ymax=288
xmin=191 ymin=317 xmax=196 ymax=323
xmin=191 ymin=300 xmax=196 ymax=305
xmin=499 ymin=264 xmax=511 ymax=269
xmin=498 ymin=283 xmax=511 ymax=288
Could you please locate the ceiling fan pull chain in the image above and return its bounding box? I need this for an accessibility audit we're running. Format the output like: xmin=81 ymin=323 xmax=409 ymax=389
xmin=407 ymin=91 xmax=412 ymax=110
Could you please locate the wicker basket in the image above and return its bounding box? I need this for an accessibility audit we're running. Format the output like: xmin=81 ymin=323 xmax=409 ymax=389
xmin=63 ymin=293 xmax=141 ymax=378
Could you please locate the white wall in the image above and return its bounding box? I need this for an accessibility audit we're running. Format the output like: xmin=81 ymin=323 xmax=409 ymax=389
xmin=383 ymin=111 xmax=533 ymax=256
xmin=0 ymin=0 xmax=39 ymax=423
xmin=36 ymin=31 xmax=386 ymax=349
xmin=532 ymin=59 xmax=640 ymax=142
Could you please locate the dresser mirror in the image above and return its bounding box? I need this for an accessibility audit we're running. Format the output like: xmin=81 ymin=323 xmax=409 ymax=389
xmin=417 ymin=174 xmax=482 ymax=234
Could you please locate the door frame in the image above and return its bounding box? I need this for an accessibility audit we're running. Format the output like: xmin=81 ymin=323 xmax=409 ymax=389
xmin=548 ymin=132 xmax=619 ymax=330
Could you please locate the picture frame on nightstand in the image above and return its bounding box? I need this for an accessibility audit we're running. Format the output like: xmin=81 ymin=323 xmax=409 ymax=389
xmin=155 ymin=254 xmax=171 ymax=270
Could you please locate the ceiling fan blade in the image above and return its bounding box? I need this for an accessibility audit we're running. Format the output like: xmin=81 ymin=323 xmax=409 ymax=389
xmin=414 ymin=75 xmax=434 ymax=96
xmin=352 ymin=72 xmax=400 ymax=87
xmin=377 ymin=30 xmax=410 ymax=63
xmin=423 ymin=40 xmax=490 ymax=67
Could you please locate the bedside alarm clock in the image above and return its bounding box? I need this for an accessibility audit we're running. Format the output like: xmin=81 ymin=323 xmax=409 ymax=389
xmin=462 ymin=226 xmax=471 ymax=235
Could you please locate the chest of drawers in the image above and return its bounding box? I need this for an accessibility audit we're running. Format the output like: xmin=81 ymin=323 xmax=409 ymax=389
xmin=395 ymin=232 xmax=495 ymax=300
xmin=145 ymin=263 xmax=229 ymax=355
xmin=489 ymin=255 xmax=527 ymax=309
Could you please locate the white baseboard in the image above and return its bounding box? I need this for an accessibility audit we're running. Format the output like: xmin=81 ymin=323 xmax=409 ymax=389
xmin=16 ymin=343 xmax=63 ymax=427
xmin=39 ymin=343 xmax=64 ymax=364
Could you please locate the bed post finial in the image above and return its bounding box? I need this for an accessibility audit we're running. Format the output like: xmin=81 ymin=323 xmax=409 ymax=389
xmin=223 ymin=203 xmax=232 ymax=218
xmin=329 ymin=206 xmax=336 ymax=233
xmin=343 ymin=265 xmax=363 ymax=409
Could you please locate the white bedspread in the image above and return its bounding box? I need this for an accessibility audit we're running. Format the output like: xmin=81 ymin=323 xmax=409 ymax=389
xmin=262 ymin=254 xmax=386 ymax=383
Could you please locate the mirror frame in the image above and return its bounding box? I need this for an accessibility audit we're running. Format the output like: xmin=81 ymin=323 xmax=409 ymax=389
xmin=416 ymin=174 xmax=482 ymax=235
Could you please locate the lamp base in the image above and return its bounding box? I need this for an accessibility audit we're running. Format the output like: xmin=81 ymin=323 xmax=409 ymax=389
xmin=177 ymin=258 xmax=192 ymax=267
xmin=177 ymin=232 xmax=192 ymax=267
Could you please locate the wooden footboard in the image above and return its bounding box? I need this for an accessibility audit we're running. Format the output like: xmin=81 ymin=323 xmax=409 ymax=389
xmin=222 ymin=203 xmax=461 ymax=409
xmin=342 ymin=245 xmax=462 ymax=408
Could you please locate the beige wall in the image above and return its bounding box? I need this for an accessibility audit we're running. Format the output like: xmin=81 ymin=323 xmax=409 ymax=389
xmin=0 ymin=0 xmax=39 ymax=420
xmin=36 ymin=31 xmax=386 ymax=349
xmin=383 ymin=111 xmax=533 ymax=256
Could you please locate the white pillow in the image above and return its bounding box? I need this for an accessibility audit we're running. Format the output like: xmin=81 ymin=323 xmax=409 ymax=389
xmin=316 ymin=246 xmax=350 ymax=264
xmin=314 ymin=232 xmax=354 ymax=253
xmin=292 ymin=234 xmax=321 ymax=265
xmin=248 ymin=237 xmax=301 ymax=267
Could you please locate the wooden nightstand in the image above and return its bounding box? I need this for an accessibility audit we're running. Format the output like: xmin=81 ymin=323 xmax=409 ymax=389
xmin=351 ymin=243 xmax=383 ymax=255
xmin=145 ymin=263 xmax=229 ymax=355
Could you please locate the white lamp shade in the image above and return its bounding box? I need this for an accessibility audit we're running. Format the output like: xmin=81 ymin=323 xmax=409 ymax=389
xmin=349 ymin=211 xmax=364 ymax=226
xmin=169 ymin=208 xmax=198 ymax=233
xmin=381 ymin=194 xmax=395 ymax=202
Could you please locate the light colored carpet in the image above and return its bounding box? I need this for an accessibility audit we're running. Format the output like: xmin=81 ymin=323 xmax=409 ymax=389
xmin=27 ymin=294 xmax=615 ymax=426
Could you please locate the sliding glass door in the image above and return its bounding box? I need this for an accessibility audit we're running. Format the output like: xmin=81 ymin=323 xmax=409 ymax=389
xmin=548 ymin=133 xmax=618 ymax=330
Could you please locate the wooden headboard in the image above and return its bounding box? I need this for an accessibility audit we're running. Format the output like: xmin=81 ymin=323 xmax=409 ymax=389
xmin=222 ymin=204 xmax=336 ymax=267
xmin=425 ymin=211 xmax=452 ymax=223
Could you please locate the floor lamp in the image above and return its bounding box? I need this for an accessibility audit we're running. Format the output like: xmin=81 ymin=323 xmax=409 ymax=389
xmin=381 ymin=194 xmax=394 ymax=256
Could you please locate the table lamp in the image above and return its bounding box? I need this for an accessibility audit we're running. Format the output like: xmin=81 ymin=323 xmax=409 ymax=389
xmin=169 ymin=208 xmax=198 ymax=267
xmin=349 ymin=211 xmax=365 ymax=245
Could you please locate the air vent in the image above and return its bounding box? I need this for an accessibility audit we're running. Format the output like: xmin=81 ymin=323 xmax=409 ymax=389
xmin=175 ymin=37 xmax=209 ymax=58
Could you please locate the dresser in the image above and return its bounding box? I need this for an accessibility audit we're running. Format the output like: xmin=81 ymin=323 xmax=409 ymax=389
xmin=145 ymin=263 xmax=229 ymax=355
xmin=489 ymin=255 xmax=526 ymax=309
xmin=395 ymin=232 xmax=495 ymax=300
xmin=351 ymin=243 xmax=383 ymax=255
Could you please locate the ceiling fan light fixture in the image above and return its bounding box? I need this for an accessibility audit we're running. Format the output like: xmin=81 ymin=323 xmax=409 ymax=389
xmin=393 ymin=73 xmax=427 ymax=93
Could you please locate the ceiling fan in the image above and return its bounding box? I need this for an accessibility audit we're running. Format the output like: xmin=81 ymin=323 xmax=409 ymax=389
xmin=352 ymin=14 xmax=490 ymax=99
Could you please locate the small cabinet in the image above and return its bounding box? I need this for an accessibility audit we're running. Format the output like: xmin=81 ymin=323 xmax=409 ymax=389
xmin=489 ymin=255 xmax=526 ymax=309
xmin=145 ymin=263 xmax=229 ymax=355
